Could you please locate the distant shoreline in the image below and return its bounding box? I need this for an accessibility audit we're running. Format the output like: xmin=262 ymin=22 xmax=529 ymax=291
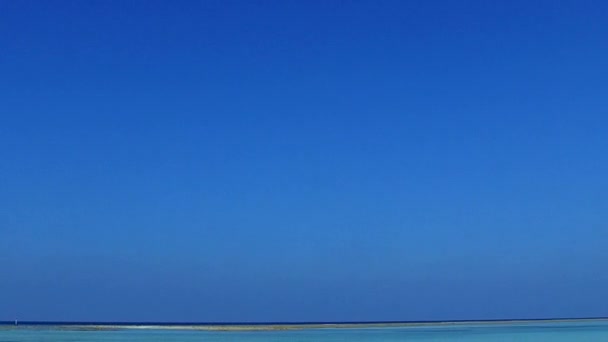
xmin=2 ymin=318 xmax=608 ymax=331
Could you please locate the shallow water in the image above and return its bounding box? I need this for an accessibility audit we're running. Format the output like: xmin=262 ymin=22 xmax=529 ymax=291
xmin=2 ymin=321 xmax=608 ymax=341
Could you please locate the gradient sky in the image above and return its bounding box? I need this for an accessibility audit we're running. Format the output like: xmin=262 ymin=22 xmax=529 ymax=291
xmin=1 ymin=0 xmax=607 ymax=323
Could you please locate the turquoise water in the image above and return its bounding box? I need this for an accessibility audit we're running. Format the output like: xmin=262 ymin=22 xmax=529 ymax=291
xmin=3 ymin=321 xmax=608 ymax=341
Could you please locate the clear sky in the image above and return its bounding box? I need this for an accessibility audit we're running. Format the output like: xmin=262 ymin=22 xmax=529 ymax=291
xmin=1 ymin=0 xmax=607 ymax=323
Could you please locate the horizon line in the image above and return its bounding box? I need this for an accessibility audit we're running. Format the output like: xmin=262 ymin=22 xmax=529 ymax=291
xmin=2 ymin=316 xmax=608 ymax=326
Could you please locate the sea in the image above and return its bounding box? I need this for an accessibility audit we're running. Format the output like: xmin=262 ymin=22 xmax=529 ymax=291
xmin=2 ymin=320 xmax=608 ymax=341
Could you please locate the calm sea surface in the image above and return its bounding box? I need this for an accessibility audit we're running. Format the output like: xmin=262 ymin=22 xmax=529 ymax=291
xmin=2 ymin=321 xmax=608 ymax=341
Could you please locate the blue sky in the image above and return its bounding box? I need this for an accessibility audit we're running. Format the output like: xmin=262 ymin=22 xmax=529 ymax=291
xmin=1 ymin=0 xmax=607 ymax=322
